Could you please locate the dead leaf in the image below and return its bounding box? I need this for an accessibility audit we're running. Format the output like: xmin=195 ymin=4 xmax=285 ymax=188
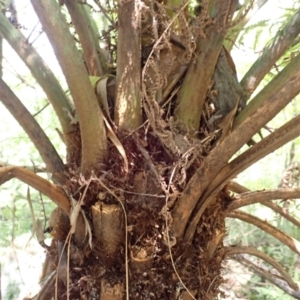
xmin=103 ymin=116 xmax=129 ymax=173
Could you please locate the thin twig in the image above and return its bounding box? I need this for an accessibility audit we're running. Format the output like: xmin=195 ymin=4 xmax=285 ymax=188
xmin=33 ymin=102 xmax=50 ymax=117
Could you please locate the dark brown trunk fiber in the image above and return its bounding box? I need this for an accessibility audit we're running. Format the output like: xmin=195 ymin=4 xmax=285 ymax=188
xmin=40 ymin=134 xmax=228 ymax=299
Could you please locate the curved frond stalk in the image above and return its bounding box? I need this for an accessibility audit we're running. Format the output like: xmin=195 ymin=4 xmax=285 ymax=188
xmin=0 ymin=13 xmax=77 ymax=158
xmin=0 ymin=166 xmax=70 ymax=214
xmin=0 ymin=163 xmax=45 ymax=175
xmin=172 ymin=74 xmax=300 ymax=240
xmin=205 ymin=112 xmax=300 ymax=203
xmin=240 ymin=7 xmax=300 ymax=100
xmin=114 ymin=0 xmax=142 ymax=130
xmin=227 ymin=181 xmax=250 ymax=194
xmin=227 ymin=211 xmax=300 ymax=256
xmin=260 ymin=200 xmax=300 ymax=229
xmin=226 ymin=246 xmax=298 ymax=290
xmin=227 ymin=188 xmax=300 ymax=211
xmin=0 ymin=79 xmax=65 ymax=180
xmin=236 ymin=256 xmax=300 ymax=298
xmin=225 ymin=0 xmax=268 ymax=52
xmin=31 ymin=0 xmax=107 ymax=173
xmin=64 ymin=0 xmax=106 ymax=76
xmin=235 ymin=51 xmax=300 ymax=127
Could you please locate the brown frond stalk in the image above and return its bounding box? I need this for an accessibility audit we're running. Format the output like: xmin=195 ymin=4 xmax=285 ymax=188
xmin=227 ymin=188 xmax=300 ymax=211
xmin=227 ymin=181 xmax=250 ymax=194
xmin=172 ymin=80 xmax=300 ymax=240
xmin=227 ymin=210 xmax=300 ymax=256
xmin=236 ymin=256 xmax=300 ymax=298
xmin=0 ymin=166 xmax=70 ymax=214
xmin=226 ymin=246 xmax=298 ymax=290
xmin=261 ymin=200 xmax=300 ymax=229
xmin=206 ymin=113 xmax=300 ymax=203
